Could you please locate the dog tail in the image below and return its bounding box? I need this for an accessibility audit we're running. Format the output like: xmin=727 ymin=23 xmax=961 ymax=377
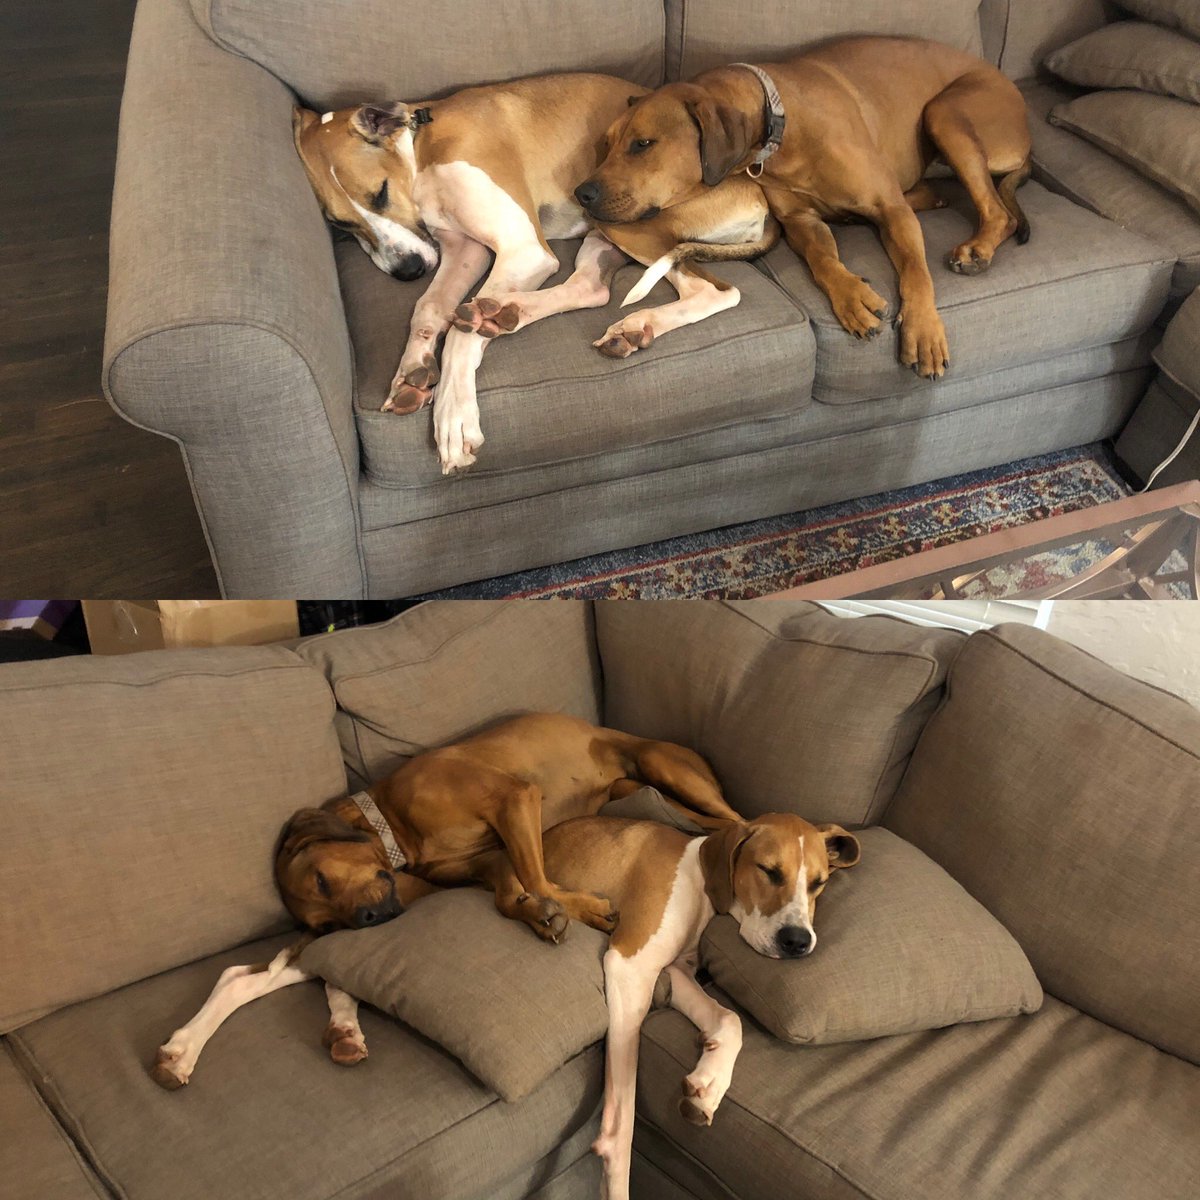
xmin=998 ymin=158 xmax=1032 ymax=245
xmin=620 ymin=214 xmax=782 ymax=307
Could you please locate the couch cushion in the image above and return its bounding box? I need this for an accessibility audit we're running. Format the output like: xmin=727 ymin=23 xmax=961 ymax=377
xmin=10 ymin=935 xmax=603 ymax=1200
xmin=665 ymin=0 xmax=983 ymax=81
xmin=0 ymin=647 xmax=345 ymax=1033
xmin=295 ymin=599 xmax=601 ymax=785
xmin=596 ymin=600 xmax=963 ymax=827
xmin=758 ymin=181 xmax=1172 ymax=405
xmin=0 ymin=1047 xmax=107 ymax=1200
xmin=190 ymin=0 xmax=666 ymax=108
xmin=1156 ymin=286 xmax=1200 ymax=402
xmin=1119 ymin=0 xmax=1200 ymax=41
xmin=637 ymin=994 xmax=1200 ymax=1200
xmin=886 ymin=623 xmax=1200 ymax=1065
xmin=701 ymin=828 xmax=1042 ymax=1044
xmin=302 ymin=889 xmax=610 ymax=1102
xmin=992 ymin=0 xmax=1112 ymax=82
xmin=1024 ymin=80 xmax=1200 ymax=304
xmin=337 ymin=240 xmax=815 ymax=493
xmin=1045 ymin=21 xmax=1200 ymax=104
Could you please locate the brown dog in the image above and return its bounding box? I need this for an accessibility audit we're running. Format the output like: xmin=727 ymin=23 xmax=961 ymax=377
xmin=577 ymin=36 xmax=1032 ymax=380
xmin=273 ymin=712 xmax=742 ymax=943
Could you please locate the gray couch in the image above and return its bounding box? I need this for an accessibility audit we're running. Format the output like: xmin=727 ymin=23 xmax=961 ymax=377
xmin=103 ymin=0 xmax=1197 ymax=599
xmin=3 ymin=600 xmax=1199 ymax=1199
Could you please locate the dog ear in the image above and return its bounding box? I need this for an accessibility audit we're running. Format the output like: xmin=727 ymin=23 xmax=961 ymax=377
xmin=627 ymin=94 xmax=644 ymax=108
xmin=700 ymin=822 xmax=754 ymax=914
xmin=818 ymin=824 xmax=861 ymax=870
xmin=292 ymin=105 xmax=319 ymax=145
xmin=351 ymin=102 xmax=411 ymax=143
xmin=684 ymin=93 xmax=756 ymax=186
xmin=276 ymin=807 xmax=369 ymax=859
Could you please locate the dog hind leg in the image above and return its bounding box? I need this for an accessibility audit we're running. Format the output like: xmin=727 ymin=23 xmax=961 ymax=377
xmin=322 ymin=983 xmax=368 ymax=1066
xmin=631 ymin=740 xmax=742 ymax=829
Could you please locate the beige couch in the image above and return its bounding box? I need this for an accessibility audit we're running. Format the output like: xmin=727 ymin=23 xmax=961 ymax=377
xmin=2 ymin=600 xmax=1198 ymax=1199
xmin=102 ymin=0 xmax=1195 ymax=599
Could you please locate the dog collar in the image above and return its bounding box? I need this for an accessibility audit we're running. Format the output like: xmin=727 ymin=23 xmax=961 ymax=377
xmin=349 ymin=790 xmax=407 ymax=870
xmin=731 ymin=63 xmax=786 ymax=178
xmin=407 ymin=107 xmax=434 ymax=133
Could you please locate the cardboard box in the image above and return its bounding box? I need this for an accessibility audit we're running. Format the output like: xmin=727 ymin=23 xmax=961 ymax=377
xmin=82 ymin=601 xmax=299 ymax=655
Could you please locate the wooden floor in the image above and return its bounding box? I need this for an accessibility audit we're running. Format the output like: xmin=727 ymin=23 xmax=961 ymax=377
xmin=0 ymin=0 xmax=219 ymax=598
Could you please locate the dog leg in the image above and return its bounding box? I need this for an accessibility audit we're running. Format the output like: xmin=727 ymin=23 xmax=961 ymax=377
xmin=630 ymin=740 xmax=741 ymax=829
xmin=593 ymin=264 xmax=739 ymax=359
xmin=151 ymin=941 xmax=312 ymax=1090
xmin=453 ymin=231 xmax=626 ymax=337
xmin=903 ymin=181 xmax=946 ymax=213
xmin=433 ymin=240 xmax=558 ymax=473
xmin=384 ymin=230 xmax=492 ymax=413
xmin=322 ymin=983 xmax=368 ymax=1066
xmin=666 ymin=957 xmax=742 ymax=1127
xmin=593 ymin=949 xmax=660 ymax=1200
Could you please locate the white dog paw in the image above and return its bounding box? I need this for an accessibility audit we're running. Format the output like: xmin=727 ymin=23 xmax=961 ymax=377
xmin=150 ymin=1040 xmax=193 ymax=1090
xmin=433 ymin=394 xmax=484 ymax=474
xmin=323 ymin=1022 xmax=368 ymax=1066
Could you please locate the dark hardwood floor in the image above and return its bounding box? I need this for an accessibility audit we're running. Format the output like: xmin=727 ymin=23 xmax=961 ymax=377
xmin=0 ymin=0 xmax=220 ymax=597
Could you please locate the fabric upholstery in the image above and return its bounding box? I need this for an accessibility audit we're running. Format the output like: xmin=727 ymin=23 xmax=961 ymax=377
xmin=665 ymin=0 xmax=983 ymax=81
xmin=337 ymin=241 xmax=814 ymax=491
xmin=994 ymin=0 xmax=1111 ymax=81
xmin=302 ymin=889 xmax=609 ymax=1102
xmin=10 ymin=936 xmax=603 ymax=1200
xmin=1156 ymin=287 xmax=1200 ymax=400
xmin=1046 ymin=21 xmax=1200 ymax=104
xmin=1050 ymin=91 xmax=1200 ymax=216
xmin=886 ymin=624 xmax=1200 ymax=1065
xmin=1115 ymin=375 xmax=1200 ymax=488
xmin=758 ymin=182 xmax=1172 ymax=405
xmin=1118 ymin=0 xmax=1200 ymax=41
xmin=0 ymin=1047 xmax=107 ymax=1200
xmin=296 ymin=599 xmax=601 ymax=783
xmin=1023 ymin=80 xmax=1200 ymax=304
xmin=597 ymin=601 xmax=962 ymax=827
xmin=0 ymin=647 xmax=344 ymax=1033
xmin=600 ymin=786 xmax=707 ymax=834
xmin=637 ymin=995 xmax=1200 ymax=1200
xmin=191 ymin=0 xmax=666 ymax=108
xmin=104 ymin=0 xmax=364 ymax=597
xmin=701 ymin=828 xmax=1042 ymax=1044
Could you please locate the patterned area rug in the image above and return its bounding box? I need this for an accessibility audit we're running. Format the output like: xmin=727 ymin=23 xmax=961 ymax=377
xmin=417 ymin=443 xmax=1131 ymax=601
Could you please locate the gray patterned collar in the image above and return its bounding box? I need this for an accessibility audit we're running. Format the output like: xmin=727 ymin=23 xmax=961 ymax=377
xmin=732 ymin=63 xmax=787 ymax=177
xmin=349 ymin=790 xmax=407 ymax=870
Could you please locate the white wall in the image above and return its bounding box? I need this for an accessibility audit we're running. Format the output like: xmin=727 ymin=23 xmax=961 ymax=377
xmin=1043 ymin=602 xmax=1200 ymax=709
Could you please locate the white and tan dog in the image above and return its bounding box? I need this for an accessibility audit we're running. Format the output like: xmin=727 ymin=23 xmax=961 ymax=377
xmin=294 ymin=73 xmax=776 ymax=474
xmin=151 ymin=809 xmax=858 ymax=1200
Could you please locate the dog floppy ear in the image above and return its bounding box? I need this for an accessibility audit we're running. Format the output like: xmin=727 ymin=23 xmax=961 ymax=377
xmin=700 ymin=822 xmax=754 ymax=914
xmin=818 ymin=824 xmax=861 ymax=870
xmin=351 ymin=102 xmax=411 ymax=143
xmin=685 ymin=93 xmax=756 ymax=186
xmin=292 ymin=105 xmax=319 ymax=145
xmin=276 ymin=807 xmax=370 ymax=859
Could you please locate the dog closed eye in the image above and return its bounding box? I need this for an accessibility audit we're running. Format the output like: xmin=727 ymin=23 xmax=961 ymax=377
xmin=808 ymin=876 xmax=828 ymax=892
xmin=315 ymin=870 xmax=331 ymax=897
xmin=371 ymin=180 xmax=389 ymax=210
xmin=757 ymin=863 xmax=784 ymax=886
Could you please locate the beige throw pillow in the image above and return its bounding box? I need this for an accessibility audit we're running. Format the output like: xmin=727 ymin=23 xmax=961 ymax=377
xmin=1118 ymin=0 xmax=1200 ymax=41
xmin=1046 ymin=21 xmax=1200 ymax=104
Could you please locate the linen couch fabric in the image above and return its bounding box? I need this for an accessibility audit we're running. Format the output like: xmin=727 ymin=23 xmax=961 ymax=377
xmin=885 ymin=624 xmax=1200 ymax=1065
xmin=192 ymin=0 xmax=666 ymax=107
xmin=700 ymin=828 xmax=1042 ymax=1044
xmin=1050 ymin=92 xmax=1200 ymax=217
xmin=296 ymin=599 xmax=601 ymax=784
xmin=1117 ymin=0 xmax=1200 ymax=41
xmin=637 ymin=996 xmax=1200 ymax=1200
xmin=597 ymin=601 xmax=963 ymax=826
xmin=0 ymin=647 xmax=345 ymax=1033
xmin=8 ymin=936 xmax=604 ymax=1200
xmin=1154 ymin=284 xmax=1200 ymax=403
xmin=992 ymin=0 xmax=1111 ymax=81
xmin=1045 ymin=21 xmax=1200 ymax=104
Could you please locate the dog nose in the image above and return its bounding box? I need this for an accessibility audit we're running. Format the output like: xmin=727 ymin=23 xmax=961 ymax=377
xmin=390 ymin=253 xmax=427 ymax=281
xmin=776 ymin=925 xmax=813 ymax=958
xmin=574 ymin=180 xmax=602 ymax=209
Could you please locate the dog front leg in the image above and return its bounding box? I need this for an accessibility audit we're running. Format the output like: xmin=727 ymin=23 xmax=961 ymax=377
xmin=322 ymin=982 xmax=368 ymax=1066
xmin=874 ymin=202 xmax=950 ymax=380
xmin=665 ymin=956 xmax=742 ymax=1126
xmin=385 ymin=231 xmax=492 ymax=413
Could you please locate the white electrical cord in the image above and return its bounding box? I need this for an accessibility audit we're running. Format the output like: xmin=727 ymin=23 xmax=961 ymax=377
xmin=1140 ymin=405 xmax=1200 ymax=492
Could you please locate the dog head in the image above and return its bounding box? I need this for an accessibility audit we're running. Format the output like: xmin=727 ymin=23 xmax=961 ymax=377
xmin=700 ymin=814 xmax=860 ymax=958
xmin=274 ymin=806 xmax=404 ymax=933
xmin=293 ymin=103 xmax=439 ymax=280
xmin=574 ymin=84 xmax=757 ymax=223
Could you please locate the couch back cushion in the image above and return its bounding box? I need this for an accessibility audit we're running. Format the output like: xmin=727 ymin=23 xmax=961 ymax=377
xmin=886 ymin=624 xmax=1200 ymax=1064
xmin=190 ymin=0 xmax=666 ymax=109
xmin=0 ymin=647 xmax=345 ymax=1032
xmin=988 ymin=0 xmax=1112 ymax=80
xmin=597 ymin=601 xmax=962 ymax=828
xmin=666 ymin=0 xmax=983 ymax=80
xmin=295 ymin=600 xmax=602 ymax=785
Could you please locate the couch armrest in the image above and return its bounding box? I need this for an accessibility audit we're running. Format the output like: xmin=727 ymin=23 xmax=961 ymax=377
xmin=103 ymin=0 xmax=366 ymax=597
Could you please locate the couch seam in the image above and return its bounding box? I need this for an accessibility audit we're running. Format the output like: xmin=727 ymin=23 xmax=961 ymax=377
xmin=104 ymin=317 xmax=367 ymax=598
xmin=0 ymin=659 xmax=326 ymax=697
xmin=1049 ymin=59 xmax=1200 ymax=90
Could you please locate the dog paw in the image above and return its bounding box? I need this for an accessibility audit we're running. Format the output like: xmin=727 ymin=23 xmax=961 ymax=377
xmin=896 ymin=307 xmax=949 ymax=380
xmin=433 ymin=390 xmax=484 ymax=474
xmin=383 ymin=354 xmax=439 ymax=413
xmin=323 ymin=1022 xmax=368 ymax=1066
xmin=830 ymin=276 xmax=889 ymax=339
xmin=679 ymin=1076 xmax=716 ymax=1126
xmin=150 ymin=1043 xmax=192 ymax=1090
xmin=564 ymin=891 xmax=619 ymax=933
xmin=947 ymin=242 xmax=992 ymax=276
xmin=593 ymin=320 xmax=654 ymax=359
xmin=519 ymin=894 xmax=570 ymax=944
xmin=453 ymin=297 xmax=522 ymax=338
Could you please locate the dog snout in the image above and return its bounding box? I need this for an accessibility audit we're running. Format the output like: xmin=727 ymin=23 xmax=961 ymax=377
xmin=390 ymin=253 xmax=427 ymax=282
xmin=574 ymin=180 xmax=602 ymax=210
xmin=776 ymin=925 xmax=814 ymax=958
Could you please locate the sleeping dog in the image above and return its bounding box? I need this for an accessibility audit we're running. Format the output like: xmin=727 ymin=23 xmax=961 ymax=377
xmin=294 ymin=72 xmax=777 ymax=473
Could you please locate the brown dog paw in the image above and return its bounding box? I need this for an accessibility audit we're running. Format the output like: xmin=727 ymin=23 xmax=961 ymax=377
xmin=384 ymin=355 xmax=439 ymax=413
xmin=561 ymin=891 xmax=619 ymax=933
xmin=323 ymin=1023 xmax=368 ymax=1066
xmin=453 ymin=297 xmax=521 ymax=338
xmin=593 ymin=323 xmax=655 ymax=359
xmin=518 ymin=894 xmax=570 ymax=944
xmin=896 ymin=307 xmax=950 ymax=380
xmin=829 ymin=277 xmax=889 ymax=339
xmin=947 ymin=243 xmax=992 ymax=275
